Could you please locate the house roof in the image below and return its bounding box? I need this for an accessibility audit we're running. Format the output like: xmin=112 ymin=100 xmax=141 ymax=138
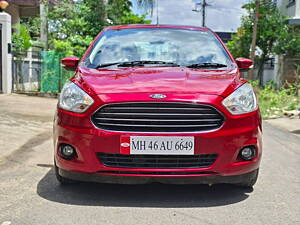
xmin=6 ymin=0 xmax=57 ymax=18
xmin=7 ymin=0 xmax=57 ymax=5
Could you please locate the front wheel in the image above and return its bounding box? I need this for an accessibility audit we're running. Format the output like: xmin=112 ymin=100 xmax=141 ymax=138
xmin=237 ymin=169 xmax=259 ymax=188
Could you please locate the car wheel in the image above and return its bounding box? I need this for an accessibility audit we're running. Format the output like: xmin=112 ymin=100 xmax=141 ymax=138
xmin=237 ymin=169 xmax=259 ymax=188
xmin=54 ymin=160 xmax=76 ymax=185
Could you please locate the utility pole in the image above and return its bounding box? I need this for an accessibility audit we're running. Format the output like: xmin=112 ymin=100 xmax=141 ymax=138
xmin=248 ymin=0 xmax=260 ymax=80
xmin=201 ymin=0 xmax=209 ymax=27
xmin=192 ymin=0 xmax=211 ymax=27
xmin=103 ymin=0 xmax=108 ymax=22
xmin=156 ymin=0 xmax=159 ymax=25
xmin=40 ymin=1 xmax=48 ymax=50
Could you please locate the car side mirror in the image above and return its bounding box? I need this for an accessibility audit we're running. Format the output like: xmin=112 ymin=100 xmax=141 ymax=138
xmin=61 ymin=57 xmax=80 ymax=71
xmin=236 ymin=58 xmax=253 ymax=71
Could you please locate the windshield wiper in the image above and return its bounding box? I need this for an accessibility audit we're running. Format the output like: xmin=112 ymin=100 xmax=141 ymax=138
xmin=95 ymin=60 xmax=180 ymax=68
xmin=95 ymin=62 xmax=123 ymax=68
xmin=186 ymin=62 xmax=228 ymax=69
xmin=118 ymin=60 xmax=180 ymax=67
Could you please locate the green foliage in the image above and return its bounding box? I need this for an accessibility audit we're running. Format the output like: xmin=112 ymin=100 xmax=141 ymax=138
xmin=257 ymin=82 xmax=300 ymax=119
xmin=273 ymin=26 xmax=300 ymax=56
xmin=47 ymin=0 xmax=150 ymax=57
xmin=253 ymin=63 xmax=300 ymax=119
xmin=47 ymin=0 xmax=92 ymax=57
xmin=37 ymin=0 xmax=151 ymax=92
xmin=107 ymin=0 xmax=151 ymax=25
xmin=227 ymin=0 xmax=300 ymax=59
xmin=227 ymin=27 xmax=251 ymax=58
xmin=20 ymin=17 xmax=41 ymax=40
xmin=12 ymin=24 xmax=32 ymax=53
xmin=118 ymin=11 xmax=150 ymax=24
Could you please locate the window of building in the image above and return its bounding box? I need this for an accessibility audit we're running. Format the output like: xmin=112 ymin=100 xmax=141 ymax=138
xmin=287 ymin=0 xmax=296 ymax=8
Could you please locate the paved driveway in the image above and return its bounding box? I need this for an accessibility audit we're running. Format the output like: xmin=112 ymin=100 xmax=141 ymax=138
xmin=0 ymin=94 xmax=299 ymax=225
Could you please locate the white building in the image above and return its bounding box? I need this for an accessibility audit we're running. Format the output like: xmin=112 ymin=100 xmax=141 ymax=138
xmin=5 ymin=0 xmax=40 ymax=26
xmin=273 ymin=0 xmax=300 ymax=87
xmin=277 ymin=0 xmax=300 ymax=24
xmin=1 ymin=0 xmax=50 ymax=93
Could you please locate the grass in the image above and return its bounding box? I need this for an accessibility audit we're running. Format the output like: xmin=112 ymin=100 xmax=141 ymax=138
xmin=253 ymin=81 xmax=300 ymax=119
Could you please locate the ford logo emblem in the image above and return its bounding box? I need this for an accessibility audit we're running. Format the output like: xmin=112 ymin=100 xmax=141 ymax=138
xmin=150 ymin=94 xmax=167 ymax=99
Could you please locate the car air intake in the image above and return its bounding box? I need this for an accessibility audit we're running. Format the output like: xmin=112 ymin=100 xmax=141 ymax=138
xmin=91 ymin=102 xmax=224 ymax=132
xmin=97 ymin=153 xmax=218 ymax=169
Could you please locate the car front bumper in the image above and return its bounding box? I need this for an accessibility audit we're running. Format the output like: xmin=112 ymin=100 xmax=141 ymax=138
xmin=58 ymin=167 xmax=259 ymax=184
xmin=53 ymin=93 xmax=262 ymax=184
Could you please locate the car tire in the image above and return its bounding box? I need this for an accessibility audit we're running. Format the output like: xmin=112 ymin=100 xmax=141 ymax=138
xmin=237 ymin=169 xmax=259 ymax=188
xmin=54 ymin=160 xmax=76 ymax=185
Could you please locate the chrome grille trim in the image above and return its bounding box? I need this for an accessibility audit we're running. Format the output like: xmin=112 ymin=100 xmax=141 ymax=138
xmin=94 ymin=118 xmax=222 ymax=122
xmin=106 ymin=107 xmax=210 ymax=111
xmin=99 ymin=113 xmax=218 ymax=116
xmin=94 ymin=123 xmax=219 ymax=127
xmin=91 ymin=102 xmax=224 ymax=133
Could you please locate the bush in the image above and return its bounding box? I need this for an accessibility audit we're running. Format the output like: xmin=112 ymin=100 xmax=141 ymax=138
xmin=254 ymin=82 xmax=300 ymax=119
xmin=12 ymin=24 xmax=32 ymax=53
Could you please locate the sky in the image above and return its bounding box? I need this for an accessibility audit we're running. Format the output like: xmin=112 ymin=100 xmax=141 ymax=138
xmin=130 ymin=0 xmax=249 ymax=32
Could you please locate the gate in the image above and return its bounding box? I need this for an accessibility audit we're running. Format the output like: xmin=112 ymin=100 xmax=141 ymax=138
xmin=12 ymin=50 xmax=73 ymax=93
xmin=12 ymin=50 xmax=42 ymax=92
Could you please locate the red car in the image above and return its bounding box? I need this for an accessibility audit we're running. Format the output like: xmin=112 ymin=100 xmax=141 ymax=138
xmin=54 ymin=24 xmax=262 ymax=188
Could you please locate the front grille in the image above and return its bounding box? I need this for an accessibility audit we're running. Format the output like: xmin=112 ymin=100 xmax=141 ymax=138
xmin=91 ymin=102 xmax=224 ymax=132
xmin=97 ymin=153 xmax=218 ymax=169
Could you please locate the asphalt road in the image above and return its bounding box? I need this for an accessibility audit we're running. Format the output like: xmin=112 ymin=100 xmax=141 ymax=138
xmin=0 ymin=94 xmax=299 ymax=225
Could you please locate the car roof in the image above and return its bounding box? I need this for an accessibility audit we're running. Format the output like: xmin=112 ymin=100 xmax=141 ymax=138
xmin=104 ymin=24 xmax=210 ymax=32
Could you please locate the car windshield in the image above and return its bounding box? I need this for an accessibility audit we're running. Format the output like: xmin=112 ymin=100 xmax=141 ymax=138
xmin=85 ymin=28 xmax=233 ymax=69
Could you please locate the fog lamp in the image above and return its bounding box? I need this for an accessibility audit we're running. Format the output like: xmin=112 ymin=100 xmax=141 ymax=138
xmin=60 ymin=144 xmax=76 ymax=159
xmin=240 ymin=146 xmax=256 ymax=161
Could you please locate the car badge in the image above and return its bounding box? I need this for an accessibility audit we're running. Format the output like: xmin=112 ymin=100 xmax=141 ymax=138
xmin=150 ymin=94 xmax=167 ymax=99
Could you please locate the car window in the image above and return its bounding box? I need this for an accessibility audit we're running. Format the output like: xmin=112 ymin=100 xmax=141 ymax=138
xmin=85 ymin=28 xmax=232 ymax=68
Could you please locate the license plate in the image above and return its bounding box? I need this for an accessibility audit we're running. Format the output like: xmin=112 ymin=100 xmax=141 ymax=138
xmin=120 ymin=136 xmax=194 ymax=155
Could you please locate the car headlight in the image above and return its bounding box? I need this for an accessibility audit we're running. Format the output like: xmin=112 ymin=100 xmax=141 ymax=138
xmin=59 ymin=82 xmax=94 ymax=113
xmin=222 ymin=83 xmax=257 ymax=115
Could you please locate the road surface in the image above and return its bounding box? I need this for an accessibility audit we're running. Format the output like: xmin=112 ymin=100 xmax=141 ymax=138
xmin=0 ymin=94 xmax=299 ymax=225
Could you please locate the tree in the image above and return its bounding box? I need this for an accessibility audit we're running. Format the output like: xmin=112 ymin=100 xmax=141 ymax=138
xmin=137 ymin=0 xmax=155 ymax=15
xmin=227 ymin=0 xmax=300 ymax=85
xmin=107 ymin=0 xmax=150 ymax=25
xmin=20 ymin=0 xmax=150 ymax=57
xmin=12 ymin=24 xmax=32 ymax=53
xmin=47 ymin=0 xmax=94 ymax=56
xmin=49 ymin=0 xmax=150 ymax=56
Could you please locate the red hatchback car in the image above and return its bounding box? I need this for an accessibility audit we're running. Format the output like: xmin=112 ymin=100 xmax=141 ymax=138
xmin=54 ymin=24 xmax=262 ymax=188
